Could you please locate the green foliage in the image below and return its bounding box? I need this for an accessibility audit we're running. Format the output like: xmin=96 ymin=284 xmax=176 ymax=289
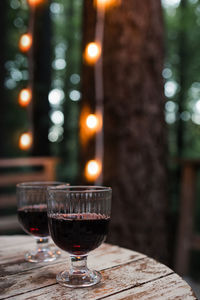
xmin=164 ymin=0 xmax=200 ymax=158
xmin=3 ymin=0 xmax=30 ymax=157
xmin=2 ymin=0 xmax=83 ymax=178
xmin=49 ymin=0 xmax=82 ymax=183
xmin=164 ymin=0 xmax=200 ymax=278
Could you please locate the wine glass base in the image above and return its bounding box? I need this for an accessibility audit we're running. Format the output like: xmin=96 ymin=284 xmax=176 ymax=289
xmin=25 ymin=248 xmax=61 ymax=263
xmin=56 ymin=269 xmax=102 ymax=288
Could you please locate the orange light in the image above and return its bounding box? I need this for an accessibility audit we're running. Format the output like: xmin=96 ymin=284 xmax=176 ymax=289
xmin=84 ymin=42 xmax=101 ymax=65
xmin=94 ymin=0 xmax=121 ymax=9
xmin=86 ymin=114 xmax=98 ymax=130
xmin=19 ymin=132 xmax=33 ymax=150
xmin=85 ymin=160 xmax=101 ymax=181
xmin=18 ymin=89 xmax=32 ymax=107
xmin=28 ymin=0 xmax=46 ymax=6
xmin=19 ymin=33 xmax=32 ymax=52
xmin=80 ymin=108 xmax=103 ymax=146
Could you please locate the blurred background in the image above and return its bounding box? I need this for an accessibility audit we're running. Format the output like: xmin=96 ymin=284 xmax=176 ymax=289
xmin=1 ymin=0 xmax=200 ymax=292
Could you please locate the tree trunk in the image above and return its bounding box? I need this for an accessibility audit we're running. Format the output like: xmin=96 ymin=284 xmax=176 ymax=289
xmin=82 ymin=0 xmax=168 ymax=262
xmin=31 ymin=2 xmax=51 ymax=156
xmin=103 ymin=0 xmax=168 ymax=263
xmin=177 ymin=0 xmax=187 ymax=158
xmin=0 ymin=0 xmax=7 ymax=157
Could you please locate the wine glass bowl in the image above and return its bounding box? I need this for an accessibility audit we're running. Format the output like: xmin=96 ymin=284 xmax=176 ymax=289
xmin=47 ymin=185 xmax=112 ymax=288
xmin=17 ymin=181 xmax=66 ymax=263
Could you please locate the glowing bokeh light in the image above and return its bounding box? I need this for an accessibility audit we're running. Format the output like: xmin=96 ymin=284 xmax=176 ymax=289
xmin=19 ymin=33 xmax=32 ymax=52
xmin=94 ymin=0 xmax=121 ymax=9
xmin=84 ymin=42 xmax=101 ymax=65
xmin=52 ymin=58 xmax=66 ymax=70
xmin=69 ymin=90 xmax=81 ymax=101
xmin=164 ymin=80 xmax=178 ymax=98
xmin=48 ymin=89 xmax=64 ymax=106
xmin=195 ymin=100 xmax=200 ymax=113
xmin=86 ymin=114 xmax=98 ymax=130
xmin=18 ymin=88 xmax=32 ymax=107
xmin=50 ymin=110 xmax=64 ymax=125
xmin=19 ymin=132 xmax=32 ymax=150
xmin=28 ymin=0 xmax=45 ymax=7
xmin=162 ymin=0 xmax=181 ymax=8
xmin=85 ymin=160 xmax=101 ymax=181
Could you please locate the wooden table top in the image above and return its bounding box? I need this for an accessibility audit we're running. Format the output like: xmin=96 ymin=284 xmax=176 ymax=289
xmin=0 ymin=235 xmax=197 ymax=299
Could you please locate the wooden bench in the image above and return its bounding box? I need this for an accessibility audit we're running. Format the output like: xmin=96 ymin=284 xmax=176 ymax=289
xmin=175 ymin=159 xmax=200 ymax=276
xmin=0 ymin=157 xmax=58 ymax=233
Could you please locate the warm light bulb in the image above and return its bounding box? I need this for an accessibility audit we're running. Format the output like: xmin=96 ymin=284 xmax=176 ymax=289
xmin=18 ymin=89 xmax=32 ymax=107
xmin=86 ymin=114 xmax=98 ymax=130
xmin=84 ymin=42 xmax=101 ymax=65
xmin=85 ymin=160 xmax=101 ymax=181
xmin=19 ymin=132 xmax=33 ymax=150
xmin=28 ymin=0 xmax=45 ymax=6
xmin=19 ymin=33 xmax=32 ymax=52
xmin=94 ymin=0 xmax=121 ymax=9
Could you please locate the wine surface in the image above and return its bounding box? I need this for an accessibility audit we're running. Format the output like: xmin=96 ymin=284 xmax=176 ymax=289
xmin=48 ymin=213 xmax=110 ymax=255
xmin=18 ymin=205 xmax=49 ymax=237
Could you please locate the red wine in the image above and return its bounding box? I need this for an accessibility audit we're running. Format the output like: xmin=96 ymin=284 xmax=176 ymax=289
xmin=48 ymin=213 xmax=110 ymax=255
xmin=18 ymin=205 xmax=49 ymax=237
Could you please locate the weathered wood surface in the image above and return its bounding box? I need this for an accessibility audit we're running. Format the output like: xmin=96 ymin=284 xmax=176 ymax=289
xmin=0 ymin=236 xmax=196 ymax=300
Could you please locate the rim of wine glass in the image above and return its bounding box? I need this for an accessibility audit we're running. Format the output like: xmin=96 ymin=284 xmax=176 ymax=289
xmin=47 ymin=185 xmax=112 ymax=193
xmin=16 ymin=182 xmax=69 ymax=189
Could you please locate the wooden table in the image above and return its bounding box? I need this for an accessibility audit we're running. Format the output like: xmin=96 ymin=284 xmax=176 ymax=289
xmin=0 ymin=235 xmax=197 ymax=299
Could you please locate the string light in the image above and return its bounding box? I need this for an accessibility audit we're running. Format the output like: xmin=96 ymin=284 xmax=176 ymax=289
xmin=86 ymin=114 xmax=98 ymax=130
xmin=28 ymin=0 xmax=46 ymax=7
xmin=18 ymin=89 xmax=32 ymax=107
xmin=94 ymin=0 xmax=121 ymax=9
xmin=19 ymin=132 xmax=33 ymax=150
xmin=84 ymin=42 xmax=101 ymax=65
xmin=85 ymin=160 xmax=101 ymax=181
xmin=19 ymin=33 xmax=32 ymax=52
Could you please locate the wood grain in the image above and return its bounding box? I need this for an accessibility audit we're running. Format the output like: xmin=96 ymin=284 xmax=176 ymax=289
xmin=106 ymin=273 xmax=197 ymax=300
xmin=0 ymin=242 xmax=142 ymax=277
xmin=0 ymin=236 xmax=196 ymax=300
xmin=0 ymin=237 xmax=144 ymax=299
xmin=4 ymin=258 xmax=173 ymax=300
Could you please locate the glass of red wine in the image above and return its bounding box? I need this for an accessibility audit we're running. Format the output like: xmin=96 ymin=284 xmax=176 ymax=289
xmin=47 ymin=185 xmax=112 ymax=288
xmin=17 ymin=181 xmax=66 ymax=263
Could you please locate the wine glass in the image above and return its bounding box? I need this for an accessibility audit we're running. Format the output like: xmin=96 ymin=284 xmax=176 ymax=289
xmin=17 ymin=181 xmax=66 ymax=263
xmin=47 ymin=185 xmax=112 ymax=288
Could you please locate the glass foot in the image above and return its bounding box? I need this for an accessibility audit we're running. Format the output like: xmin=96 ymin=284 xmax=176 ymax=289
xmin=56 ymin=269 xmax=102 ymax=288
xmin=25 ymin=248 xmax=61 ymax=263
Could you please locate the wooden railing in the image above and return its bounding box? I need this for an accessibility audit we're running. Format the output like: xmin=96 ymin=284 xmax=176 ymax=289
xmin=175 ymin=159 xmax=200 ymax=275
xmin=0 ymin=157 xmax=58 ymax=233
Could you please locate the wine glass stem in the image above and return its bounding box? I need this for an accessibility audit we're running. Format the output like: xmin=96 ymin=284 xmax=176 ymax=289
xmin=70 ymin=255 xmax=88 ymax=275
xmin=36 ymin=237 xmax=49 ymax=252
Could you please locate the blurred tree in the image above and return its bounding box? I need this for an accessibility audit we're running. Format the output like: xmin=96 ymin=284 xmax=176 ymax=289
xmin=82 ymin=0 xmax=168 ymax=262
xmin=177 ymin=0 xmax=187 ymax=157
xmin=0 ymin=0 xmax=32 ymax=158
xmin=104 ymin=0 xmax=168 ymax=263
xmin=163 ymin=0 xmax=200 ymax=275
xmin=31 ymin=2 xmax=51 ymax=156
xmin=59 ymin=0 xmax=82 ymax=183
xmin=164 ymin=0 xmax=200 ymax=158
xmin=48 ymin=0 xmax=82 ymax=183
xmin=0 ymin=0 xmax=7 ymax=157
